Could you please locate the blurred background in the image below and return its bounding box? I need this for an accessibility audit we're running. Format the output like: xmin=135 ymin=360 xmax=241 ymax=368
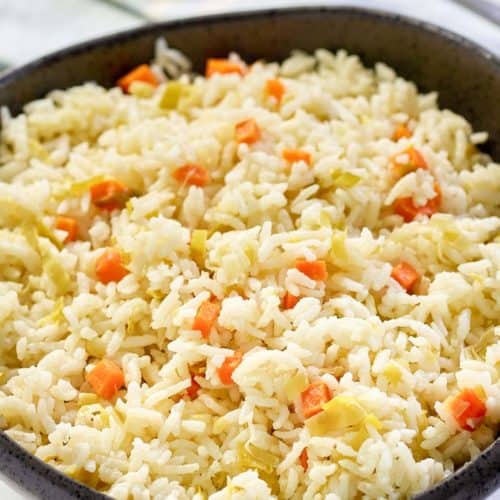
xmin=1 ymin=0 xmax=500 ymax=71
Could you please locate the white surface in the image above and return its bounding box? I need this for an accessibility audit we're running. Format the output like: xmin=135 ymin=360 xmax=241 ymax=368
xmin=0 ymin=0 xmax=140 ymax=66
xmin=0 ymin=473 xmax=33 ymax=499
xmin=0 ymin=0 xmax=499 ymax=498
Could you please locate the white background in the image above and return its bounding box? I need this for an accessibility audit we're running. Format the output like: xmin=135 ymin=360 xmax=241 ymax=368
xmin=0 ymin=0 xmax=498 ymax=498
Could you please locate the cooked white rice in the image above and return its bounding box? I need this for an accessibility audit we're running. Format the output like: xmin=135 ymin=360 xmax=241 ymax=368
xmin=0 ymin=40 xmax=499 ymax=499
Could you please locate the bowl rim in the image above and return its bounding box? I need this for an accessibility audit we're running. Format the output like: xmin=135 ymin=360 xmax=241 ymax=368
xmin=0 ymin=5 xmax=499 ymax=500
xmin=1 ymin=4 xmax=500 ymax=88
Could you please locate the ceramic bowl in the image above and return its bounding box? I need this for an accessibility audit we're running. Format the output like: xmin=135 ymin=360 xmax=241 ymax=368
xmin=0 ymin=7 xmax=499 ymax=499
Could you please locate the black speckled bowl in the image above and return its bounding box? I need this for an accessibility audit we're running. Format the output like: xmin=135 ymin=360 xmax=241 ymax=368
xmin=0 ymin=7 xmax=499 ymax=500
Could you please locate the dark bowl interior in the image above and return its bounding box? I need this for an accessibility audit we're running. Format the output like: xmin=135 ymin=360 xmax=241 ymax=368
xmin=0 ymin=7 xmax=499 ymax=500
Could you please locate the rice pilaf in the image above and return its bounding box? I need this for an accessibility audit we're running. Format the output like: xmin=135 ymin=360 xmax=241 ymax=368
xmin=0 ymin=40 xmax=499 ymax=499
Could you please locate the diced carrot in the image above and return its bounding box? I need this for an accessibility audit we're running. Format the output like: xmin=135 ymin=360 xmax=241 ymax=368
xmin=192 ymin=299 xmax=221 ymax=339
xmin=393 ymin=183 xmax=441 ymax=222
xmin=295 ymin=259 xmax=328 ymax=281
xmin=90 ymin=178 xmax=130 ymax=212
xmin=186 ymin=375 xmax=201 ymax=400
xmin=86 ymin=359 xmax=124 ymax=400
xmin=393 ymin=195 xmax=439 ymax=222
xmin=206 ymin=59 xmax=246 ymax=78
xmin=282 ymin=149 xmax=312 ymax=166
xmin=299 ymin=448 xmax=309 ymax=471
xmin=95 ymin=248 xmax=129 ymax=284
xmin=283 ymin=292 xmax=300 ymax=310
xmin=266 ymin=78 xmax=285 ymax=103
xmin=392 ymin=124 xmax=412 ymax=141
xmin=55 ymin=216 xmax=78 ymax=242
xmin=403 ymin=147 xmax=428 ymax=169
xmin=235 ymin=119 xmax=261 ymax=145
xmin=393 ymin=196 xmax=419 ymax=222
xmin=172 ymin=163 xmax=210 ymax=187
xmin=391 ymin=261 xmax=420 ymax=292
xmin=449 ymin=388 xmax=487 ymax=431
xmin=117 ymin=64 xmax=159 ymax=93
xmin=391 ymin=146 xmax=428 ymax=178
xmin=217 ymin=350 xmax=243 ymax=385
xmin=300 ymin=380 xmax=332 ymax=419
